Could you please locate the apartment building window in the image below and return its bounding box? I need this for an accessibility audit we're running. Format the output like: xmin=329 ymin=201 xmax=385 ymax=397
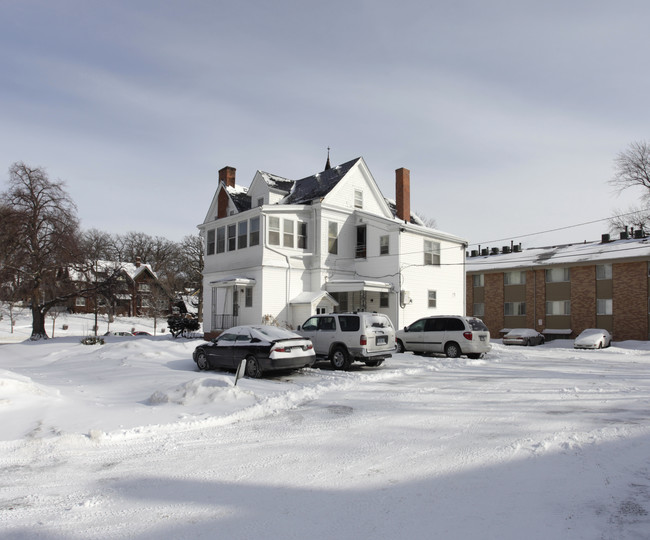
xmin=546 ymin=268 xmax=570 ymax=282
xmin=356 ymin=225 xmax=367 ymax=258
xmin=250 ymin=217 xmax=260 ymax=246
xmin=206 ymin=229 xmax=215 ymax=255
xmin=227 ymin=224 xmax=237 ymax=251
xmin=424 ymin=240 xmax=441 ymax=266
xmin=504 ymin=301 xmax=526 ymax=316
xmin=380 ymin=292 xmax=389 ymax=308
xmin=596 ymin=264 xmax=612 ymax=280
xmin=546 ymin=300 xmax=571 ymax=315
xmin=428 ymin=290 xmax=437 ymax=308
xmin=473 ymin=274 xmax=484 ymax=287
xmin=504 ymin=271 xmax=525 ymax=285
xmin=283 ymin=219 xmax=294 ymax=248
xmin=269 ymin=217 xmax=280 ymax=246
xmin=245 ymin=288 xmax=253 ymax=308
xmin=380 ymin=235 xmax=389 ymax=255
xmin=216 ymin=227 xmax=225 ymax=254
xmin=354 ymin=189 xmax=363 ymax=209
xmin=238 ymin=221 xmax=248 ymax=249
xmin=473 ymin=303 xmax=485 ymax=317
xmin=328 ymin=222 xmax=338 ymax=254
xmin=298 ymin=222 xmax=307 ymax=249
xmin=597 ymin=298 xmax=613 ymax=315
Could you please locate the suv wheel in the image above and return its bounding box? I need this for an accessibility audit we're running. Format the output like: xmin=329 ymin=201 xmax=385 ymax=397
xmin=444 ymin=342 xmax=461 ymax=358
xmin=330 ymin=346 xmax=352 ymax=370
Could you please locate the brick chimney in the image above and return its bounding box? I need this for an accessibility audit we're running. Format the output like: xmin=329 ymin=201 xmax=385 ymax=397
xmin=135 ymin=257 xmax=141 ymax=268
xmin=395 ymin=167 xmax=410 ymax=223
xmin=219 ymin=166 xmax=236 ymax=188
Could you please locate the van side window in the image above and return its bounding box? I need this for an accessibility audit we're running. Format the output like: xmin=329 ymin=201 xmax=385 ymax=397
xmin=446 ymin=318 xmax=465 ymax=331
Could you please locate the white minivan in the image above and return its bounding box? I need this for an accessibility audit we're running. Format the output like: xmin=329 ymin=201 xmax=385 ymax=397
xmin=395 ymin=316 xmax=491 ymax=359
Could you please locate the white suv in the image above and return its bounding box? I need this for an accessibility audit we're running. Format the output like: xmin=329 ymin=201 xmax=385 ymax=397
xmin=395 ymin=316 xmax=491 ymax=359
xmin=297 ymin=312 xmax=395 ymax=370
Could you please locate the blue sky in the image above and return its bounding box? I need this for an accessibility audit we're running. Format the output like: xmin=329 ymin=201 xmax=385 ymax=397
xmin=1 ymin=0 xmax=648 ymax=248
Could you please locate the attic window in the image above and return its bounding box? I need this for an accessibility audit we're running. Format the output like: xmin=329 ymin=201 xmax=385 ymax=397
xmin=354 ymin=189 xmax=363 ymax=209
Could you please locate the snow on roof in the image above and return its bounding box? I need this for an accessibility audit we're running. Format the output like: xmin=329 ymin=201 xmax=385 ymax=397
xmin=283 ymin=157 xmax=360 ymax=204
xmin=69 ymin=260 xmax=157 ymax=281
xmin=226 ymin=185 xmax=251 ymax=213
xmin=260 ymin=171 xmax=293 ymax=193
xmin=466 ymin=236 xmax=650 ymax=272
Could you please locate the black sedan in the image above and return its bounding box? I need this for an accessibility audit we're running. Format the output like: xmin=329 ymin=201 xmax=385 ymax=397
xmin=193 ymin=325 xmax=316 ymax=378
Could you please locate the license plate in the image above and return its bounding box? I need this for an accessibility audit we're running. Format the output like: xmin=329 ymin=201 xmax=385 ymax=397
xmin=376 ymin=336 xmax=387 ymax=345
xmin=479 ymin=336 xmax=486 ymax=341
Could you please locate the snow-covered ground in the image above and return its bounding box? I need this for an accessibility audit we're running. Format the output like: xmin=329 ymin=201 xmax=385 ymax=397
xmin=1 ymin=312 xmax=650 ymax=539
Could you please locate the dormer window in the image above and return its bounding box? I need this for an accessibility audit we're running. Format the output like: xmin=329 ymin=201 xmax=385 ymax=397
xmin=354 ymin=189 xmax=363 ymax=209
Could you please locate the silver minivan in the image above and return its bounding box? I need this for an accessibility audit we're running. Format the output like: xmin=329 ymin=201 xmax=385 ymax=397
xmin=297 ymin=312 xmax=395 ymax=370
xmin=395 ymin=316 xmax=491 ymax=359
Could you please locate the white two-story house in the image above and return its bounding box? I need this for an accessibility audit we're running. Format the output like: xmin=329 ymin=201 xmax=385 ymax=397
xmin=199 ymin=156 xmax=467 ymax=338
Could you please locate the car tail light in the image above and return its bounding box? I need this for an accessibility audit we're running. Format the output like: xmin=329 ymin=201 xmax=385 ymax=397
xmin=360 ymin=335 xmax=367 ymax=346
xmin=463 ymin=331 xmax=473 ymax=341
xmin=272 ymin=346 xmax=287 ymax=353
xmin=304 ymin=344 xmax=313 ymax=350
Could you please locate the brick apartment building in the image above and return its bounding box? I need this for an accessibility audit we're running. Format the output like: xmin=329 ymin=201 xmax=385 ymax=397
xmin=465 ymin=233 xmax=650 ymax=342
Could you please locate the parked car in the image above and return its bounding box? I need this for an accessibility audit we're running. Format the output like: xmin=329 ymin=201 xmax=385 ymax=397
xmin=574 ymin=328 xmax=612 ymax=349
xmin=395 ymin=316 xmax=491 ymax=359
xmin=193 ymin=325 xmax=315 ymax=378
xmin=103 ymin=331 xmax=133 ymax=336
xmin=502 ymin=328 xmax=545 ymax=346
xmin=296 ymin=312 xmax=394 ymax=370
xmin=133 ymin=331 xmax=152 ymax=336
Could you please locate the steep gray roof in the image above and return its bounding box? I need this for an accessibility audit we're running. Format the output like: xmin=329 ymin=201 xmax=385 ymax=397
xmin=283 ymin=157 xmax=360 ymax=204
xmin=260 ymin=172 xmax=294 ymax=193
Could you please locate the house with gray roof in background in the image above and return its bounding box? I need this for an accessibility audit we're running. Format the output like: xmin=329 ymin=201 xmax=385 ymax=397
xmin=198 ymin=156 xmax=468 ymax=338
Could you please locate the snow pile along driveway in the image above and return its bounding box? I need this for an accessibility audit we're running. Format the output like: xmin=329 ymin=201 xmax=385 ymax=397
xmin=1 ymin=334 xmax=650 ymax=539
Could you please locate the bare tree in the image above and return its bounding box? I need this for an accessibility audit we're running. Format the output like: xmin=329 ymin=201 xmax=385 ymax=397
xmin=0 ymin=162 xmax=84 ymax=339
xmin=609 ymin=206 xmax=650 ymax=235
xmin=177 ymin=234 xmax=204 ymax=320
xmin=609 ymin=141 xmax=650 ymax=203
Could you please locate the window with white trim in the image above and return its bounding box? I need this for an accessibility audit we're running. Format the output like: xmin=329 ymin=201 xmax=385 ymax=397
xmin=245 ymin=288 xmax=253 ymax=308
xmin=75 ymin=297 xmax=86 ymax=307
xmin=297 ymin=222 xmax=307 ymax=249
xmin=216 ymin=226 xmax=225 ymax=253
xmin=206 ymin=229 xmax=215 ymax=255
xmin=238 ymin=221 xmax=248 ymax=249
xmin=380 ymin=235 xmax=389 ymax=255
xmin=354 ymin=189 xmax=363 ymax=209
xmin=380 ymin=292 xmax=389 ymax=308
xmin=283 ymin=219 xmax=294 ymax=248
xmin=328 ymin=222 xmax=338 ymax=254
xmin=250 ymin=217 xmax=260 ymax=246
xmin=473 ymin=303 xmax=485 ymax=317
xmin=227 ymin=224 xmax=236 ymax=251
xmin=424 ymin=240 xmax=441 ymax=266
xmin=268 ymin=217 xmax=280 ymax=246
xmin=428 ymin=290 xmax=437 ymax=308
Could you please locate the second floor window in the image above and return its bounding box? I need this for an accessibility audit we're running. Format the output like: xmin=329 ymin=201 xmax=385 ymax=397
xmin=597 ymin=298 xmax=612 ymax=315
xmin=473 ymin=274 xmax=484 ymax=287
xmin=250 ymin=217 xmax=260 ymax=246
xmin=504 ymin=301 xmax=525 ymax=316
xmin=227 ymin=224 xmax=236 ymax=251
xmin=238 ymin=221 xmax=248 ymax=249
xmin=216 ymin=226 xmax=225 ymax=253
xmin=473 ymin=302 xmax=485 ymax=317
xmin=328 ymin=222 xmax=338 ymax=254
xmin=269 ymin=217 xmax=280 ymax=246
xmin=380 ymin=235 xmax=389 ymax=255
xmin=424 ymin=240 xmax=441 ymax=266
xmin=356 ymin=225 xmax=366 ymax=258
xmin=546 ymin=300 xmax=570 ymax=315
xmin=298 ymin=222 xmax=307 ymax=249
xmin=283 ymin=219 xmax=294 ymax=248
xmin=206 ymin=229 xmax=215 ymax=255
